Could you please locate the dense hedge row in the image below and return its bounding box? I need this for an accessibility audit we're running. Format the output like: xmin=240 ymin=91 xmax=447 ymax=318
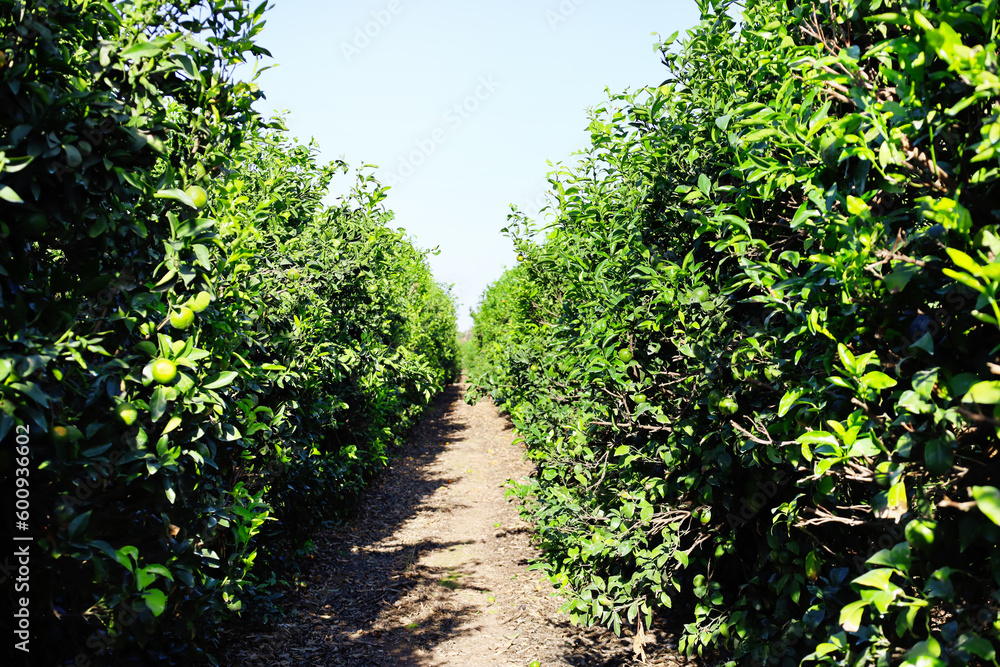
xmin=0 ymin=1 xmax=457 ymax=664
xmin=469 ymin=0 xmax=1000 ymax=664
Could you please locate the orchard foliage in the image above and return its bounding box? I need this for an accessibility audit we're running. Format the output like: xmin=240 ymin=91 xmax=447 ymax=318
xmin=469 ymin=0 xmax=1000 ymax=664
xmin=0 ymin=0 xmax=457 ymax=664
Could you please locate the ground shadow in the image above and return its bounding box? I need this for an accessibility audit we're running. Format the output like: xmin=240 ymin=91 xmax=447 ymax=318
xmin=217 ymin=384 xmax=496 ymax=666
xmin=216 ymin=384 xmax=702 ymax=666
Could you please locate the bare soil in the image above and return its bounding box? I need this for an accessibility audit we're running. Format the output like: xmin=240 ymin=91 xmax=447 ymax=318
xmin=218 ymin=382 xmax=692 ymax=666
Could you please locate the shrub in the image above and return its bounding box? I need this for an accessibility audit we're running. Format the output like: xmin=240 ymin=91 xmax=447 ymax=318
xmin=0 ymin=1 xmax=457 ymax=663
xmin=469 ymin=0 xmax=1000 ymax=663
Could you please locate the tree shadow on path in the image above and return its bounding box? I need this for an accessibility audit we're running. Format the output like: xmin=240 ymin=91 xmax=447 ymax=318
xmin=217 ymin=384 xmax=495 ymax=666
xmin=218 ymin=384 xmax=698 ymax=666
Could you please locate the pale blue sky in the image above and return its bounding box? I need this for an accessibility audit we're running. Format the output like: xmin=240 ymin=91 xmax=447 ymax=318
xmin=246 ymin=0 xmax=702 ymax=329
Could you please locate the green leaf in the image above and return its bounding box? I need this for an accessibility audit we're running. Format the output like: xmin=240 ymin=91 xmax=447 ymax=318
xmin=946 ymin=248 xmax=982 ymax=276
xmin=220 ymin=423 xmax=242 ymax=441
xmin=837 ymin=343 xmax=858 ymax=375
xmin=906 ymin=637 xmax=943 ymax=661
xmin=884 ymin=266 xmax=917 ymax=293
xmin=797 ymin=430 xmax=839 ymax=447
xmin=846 ymin=195 xmax=870 ymax=218
xmin=778 ymin=388 xmax=805 ymax=417
xmin=863 ymin=371 xmax=897 ymax=390
xmin=0 ymin=186 xmax=24 ymax=203
xmin=963 ymin=381 xmax=1000 ymax=404
xmin=950 ymin=373 xmax=980 ymax=396
xmin=885 ymin=479 xmax=908 ymax=517
xmin=261 ymin=363 xmax=287 ymax=371
xmin=11 ymin=382 xmax=51 ymax=407
xmin=137 ymin=566 xmax=157 ymax=591
xmin=116 ymin=545 xmax=139 ymax=572
xmin=959 ymin=635 xmax=996 ymax=660
xmin=909 ymin=332 xmax=935 ymax=355
xmin=924 ymin=438 xmax=954 ymax=475
xmin=912 ymin=369 xmax=938 ymax=399
xmin=943 ymin=267 xmax=985 ymax=292
xmin=150 ymin=386 xmax=168 ymax=421
xmin=697 ymin=173 xmax=711 ymax=197
xmin=162 ymin=416 xmax=183 ymax=435
xmin=839 ymin=599 xmax=867 ymax=632
xmin=972 ymin=486 xmax=1000 ymax=525
xmin=90 ymin=540 xmax=118 ymax=561
xmin=67 ymin=510 xmax=92 ymax=538
xmin=853 ymin=568 xmax=894 ymax=591
xmin=203 ymin=371 xmax=238 ymax=390
xmin=144 ymin=588 xmax=167 ymax=617
xmin=154 ymin=188 xmax=198 ymax=209
xmin=867 ymin=542 xmax=911 ymax=571
xmin=898 ymin=390 xmax=933 ymax=414
xmin=848 ymin=437 xmax=880 ymax=457
xmin=135 ymin=341 xmax=158 ymax=357
xmin=144 ymin=563 xmax=173 ymax=581
xmin=121 ymin=41 xmax=165 ymax=59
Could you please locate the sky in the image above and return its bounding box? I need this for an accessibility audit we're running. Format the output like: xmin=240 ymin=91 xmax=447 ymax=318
xmin=244 ymin=0 xmax=703 ymax=330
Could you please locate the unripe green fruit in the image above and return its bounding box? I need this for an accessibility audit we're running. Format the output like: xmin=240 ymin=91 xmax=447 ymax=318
xmin=52 ymin=425 xmax=82 ymax=443
xmin=718 ymin=397 xmax=739 ymax=415
xmin=188 ymin=291 xmax=212 ymax=313
xmin=185 ymin=185 xmax=208 ymax=209
xmin=170 ymin=306 xmax=195 ymax=330
xmin=794 ymin=409 xmax=815 ymax=427
xmin=116 ymin=403 xmax=138 ymax=426
xmin=618 ymin=349 xmax=633 ymax=363
xmin=151 ymin=358 xmax=178 ymax=384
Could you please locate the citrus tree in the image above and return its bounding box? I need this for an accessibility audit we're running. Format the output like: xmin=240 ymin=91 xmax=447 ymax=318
xmin=0 ymin=1 xmax=458 ymax=663
xmin=470 ymin=0 xmax=1000 ymax=663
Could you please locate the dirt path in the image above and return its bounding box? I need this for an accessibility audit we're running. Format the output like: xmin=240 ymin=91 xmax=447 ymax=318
xmin=219 ymin=383 xmax=687 ymax=666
